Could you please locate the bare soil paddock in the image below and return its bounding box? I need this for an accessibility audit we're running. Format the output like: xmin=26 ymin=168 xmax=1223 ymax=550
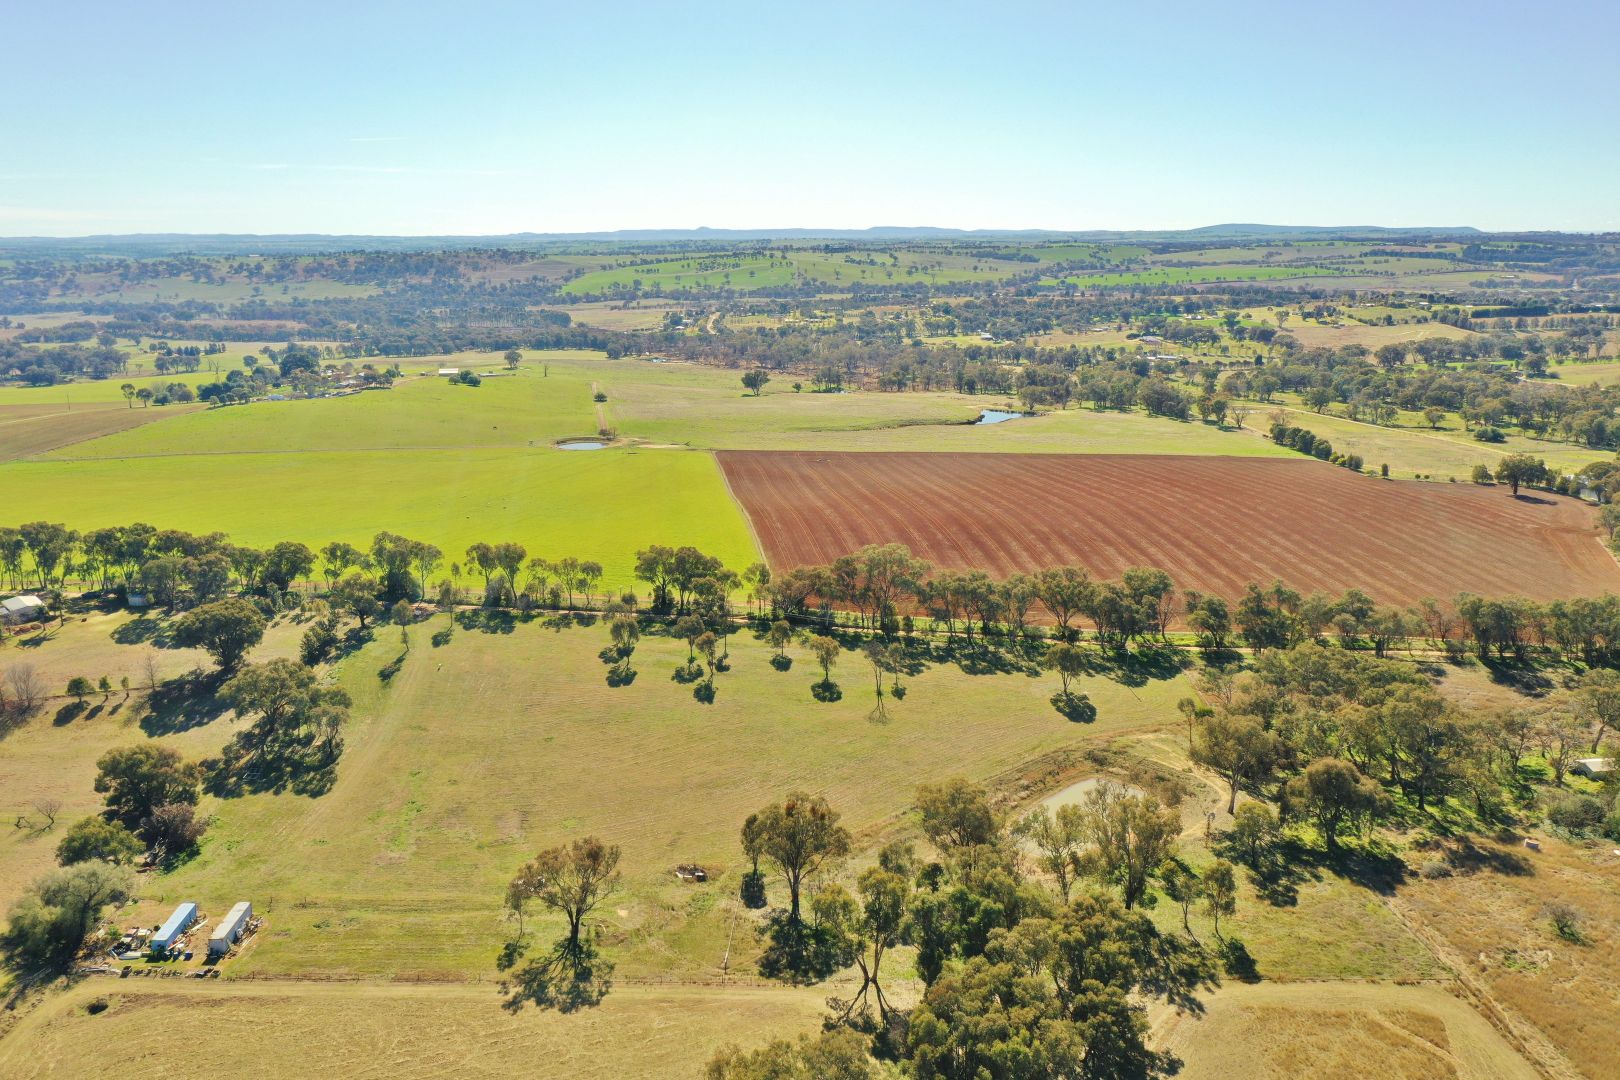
xmin=719 ymin=452 xmax=1620 ymax=606
xmin=0 ymin=402 xmax=198 ymax=462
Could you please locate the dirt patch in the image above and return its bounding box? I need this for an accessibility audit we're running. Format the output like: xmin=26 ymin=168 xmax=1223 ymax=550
xmin=1151 ymin=981 xmax=1538 ymax=1080
xmin=1391 ymin=834 xmax=1620 ymax=1079
xmin=719 ymin=451 xmax=1620 ymax=607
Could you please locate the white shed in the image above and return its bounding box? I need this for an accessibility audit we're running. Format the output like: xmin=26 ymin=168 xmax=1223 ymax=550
xmin=1 ymin=595 xmax=46 ymax=625
xmin=1572 ymin=757 xmax=1614 ymax=779
xmin=208 ymin=901 xmax=253 ymax=957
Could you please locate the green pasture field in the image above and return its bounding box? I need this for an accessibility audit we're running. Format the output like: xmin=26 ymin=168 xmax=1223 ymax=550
xmin=0 ymin=370 xmax=221 ymax=407
xmin=37 ymin=362 xmax=599 ymax=459
xmin=0 ymin=618 xmax=1193 ymax=983
xmin=1547 ymin=359 xmax=1620 ymax=386
xmin=593 ymin=356 xmax=1293 ymax=455
xmin=1260 ymin=398 xmax=1605 ymax=478
xmin=0 ymin=445 xmax=756 ymax=595
xmin=1046 ymin=265 xmax=1338 ymax=288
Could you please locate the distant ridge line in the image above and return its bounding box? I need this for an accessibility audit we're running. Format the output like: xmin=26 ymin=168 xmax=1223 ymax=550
xmin=0 ymin=223 xmax=1490 ymax=255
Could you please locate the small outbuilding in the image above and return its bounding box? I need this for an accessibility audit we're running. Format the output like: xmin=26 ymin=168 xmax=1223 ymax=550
xmin=1 ymin=594 xmax=46 ymax=625
xmin=1572 ymin=757 xmax=1615 ymax=779
xmin=150 ymin=902 xmax=199 ymax=955
xmin=437 ymin=367 xmax=460 ymax=377
xmin=208 ymin=901 xmax=253 ymax=957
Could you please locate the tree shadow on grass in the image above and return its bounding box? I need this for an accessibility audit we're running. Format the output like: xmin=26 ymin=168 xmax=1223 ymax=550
xmin=454 ymin=608 xmax=518 ymax=635
xmin=1065 ymin=645 xmax=1188 ymax=688
xmin=140 ymin=674 xmax=232 ymax=736
xmin=110 ymin=616 xmax=172 ymax=647
xmin=1050 ymin=690 xmax=1098 ymax=722
xmin=948 ymin=640 xmax=1041 ymax=677
xmin=811 ymin=679 xmax=843 ymax=702
xmin=498 ymin=939 xmax=613 ymax=1014
xmin=539 ymin=612 xmax=595 ymax=633
xmin=203 ymin=733 xmax=341 ymax=799
xmin=1480 ymin=660 xmax=1556 ymax=695
xmin=333 ymin=626 xmax=374 ymax=663
xmin=1217 ymin=835 xmax=1321 ymax=908
xmin=1446 ymin=834 xmax=1536 ymax=877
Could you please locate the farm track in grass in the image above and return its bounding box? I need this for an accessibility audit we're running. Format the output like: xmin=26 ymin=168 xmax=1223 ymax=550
xmin=718 ymin=451 xmax=1620 ymax=607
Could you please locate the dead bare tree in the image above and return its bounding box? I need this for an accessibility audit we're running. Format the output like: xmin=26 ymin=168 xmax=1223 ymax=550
xmin=5 ymin=663 xmax=43 ymax=714
xmin=33 ymin=798 xmax=61 ymax=830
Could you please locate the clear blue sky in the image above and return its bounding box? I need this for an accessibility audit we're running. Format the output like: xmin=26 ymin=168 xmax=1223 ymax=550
xmin=4 ymin=1 xmax=1617 ymax=235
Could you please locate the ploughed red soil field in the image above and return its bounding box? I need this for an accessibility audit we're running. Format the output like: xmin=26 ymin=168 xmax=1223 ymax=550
xmin=717 ymin=451 xmax=1620 ymax=606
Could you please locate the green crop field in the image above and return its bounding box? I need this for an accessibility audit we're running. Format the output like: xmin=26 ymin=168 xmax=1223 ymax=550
xmin=0 ymin=446 xmax=755 ymax=594
xmin=1047 ymin=264 xmax=1339 ymax=287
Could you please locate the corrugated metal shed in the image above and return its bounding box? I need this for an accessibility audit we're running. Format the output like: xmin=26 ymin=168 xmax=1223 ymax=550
xmin=150 ymin=902 xmax=198 ymax=952
xmin=208 ymin=901 xmax=253 ymax=956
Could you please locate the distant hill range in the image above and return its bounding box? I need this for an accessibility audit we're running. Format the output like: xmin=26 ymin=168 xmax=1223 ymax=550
xmin=0 ymin=223 xmax=1492 ymax=255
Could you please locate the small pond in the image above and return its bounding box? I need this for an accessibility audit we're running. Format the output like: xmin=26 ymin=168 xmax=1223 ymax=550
xmin=1039 ymin=777 xmax=1141 ymax=813
xmin=975 ymin=409 xmax=1025 ymax=425
xmin=556 ymin=439 xmax=609 ymax=450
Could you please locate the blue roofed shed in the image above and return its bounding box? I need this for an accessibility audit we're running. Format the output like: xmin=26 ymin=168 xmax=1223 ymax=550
xmin=150 ymin=902 xmax=198 ymax=954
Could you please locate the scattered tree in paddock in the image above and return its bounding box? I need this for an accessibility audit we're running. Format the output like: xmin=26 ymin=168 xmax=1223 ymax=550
xmin=746 ymin=792 xmax=851 ymax=925
xmin=808 ymin=634 xmax=841 ymax=698
xmin=1012 ymin=802 xmax=1087 ymax=901
xmin=169 ymin=597 xmax=267 ymax=672
xmin=1202 ymin=859 xmax=1238 ymax=939
xmin=1194 ymin=711 xmax=1285 ymax=815
xmin=329 ymin=573 xmax=384 ymax=628
xmin=508 ymin=837 xmax=622 ymax=951
xmin=1494 ymin=453 xmax=1549 ymax=495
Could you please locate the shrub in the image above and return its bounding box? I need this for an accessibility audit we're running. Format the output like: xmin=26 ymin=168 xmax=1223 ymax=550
xmin=1547 ymin=794 xmax=1605 ymax=833
xmin=1473 ymin=425 xmax=1506 ymax=443
xmin=1544 ymin=900 xmax=1586 ymax=942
